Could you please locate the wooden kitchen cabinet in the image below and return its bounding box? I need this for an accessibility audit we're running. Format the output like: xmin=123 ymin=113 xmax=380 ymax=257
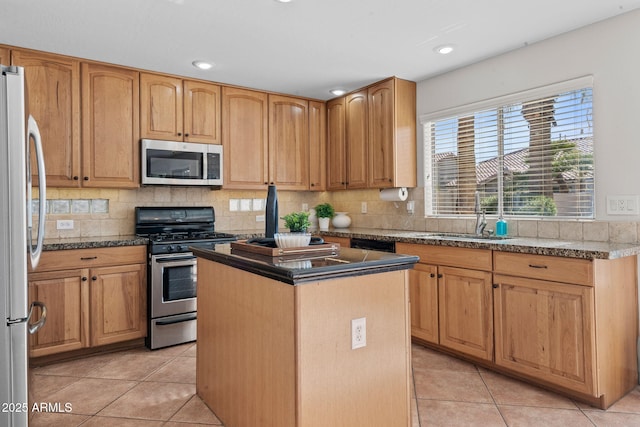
xmin=90 ymin=263 xmax=147 ymax=347
xmin=222 ymin=89 xmax=313 ymax=190
xmin=222 ymin=86 xmax=269 ymax=189
xmin=345 ymin=89 xmax=368 ymax=189
xmin=141 ymin=73 xmax=221 ymax=144
xmin=12 ymin=49 xmax=81 ymax=187
xmin=367 ymin=78 xmax=417 ymax=188
xmin=408 ymin=263 xmax=438 ymax=344
xmin=326 ymin=77 xmax=417 ymax=190
xmin=326 ymin=97 xmax=347 ymax=190
xmin=308 ymin=100 xmax=326 ymax=191
xmin=268 ymin=94 xmax=309 ymax=190
xmin=27 ymin=268 xmax=90 ymax=357
xmin=0 ymin=47 xmax=9 ymax=65
xmin=397 ymin=243 xmax=493 ymax=360
xmin=82 ymin=62 xmax=140 ymax=188
xmin=493 ymin=252 xmax=638 ymax=408
xmin=28 ymin=246 xmax=147 ymax=357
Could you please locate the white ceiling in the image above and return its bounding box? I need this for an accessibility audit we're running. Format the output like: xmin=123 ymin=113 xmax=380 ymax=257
xmin=2 ymin=0 xmax=640 ymax=100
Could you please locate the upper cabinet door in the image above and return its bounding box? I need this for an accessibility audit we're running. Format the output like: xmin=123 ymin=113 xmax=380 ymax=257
xmin=222 ymin=86 xmax=269 ymax=189
xmin=12 ymin=49 xmax=81 ymax=187
xmin=140 ymin=73 xmax=183 ymax=140
xmin=345 ymin=90 xmax=368 ymax=189
xmin=0 ymin=47 xmax=9 ymax=65
xmin=183 ymin=80 xmax=221 ymax=144
xmin=81 ymin=63 xmax=140 ymax=188
xmin=368 ymin=79 xmax=395 ymax=188
xmin=308 ymin=100 xmax=326 ymax=191
xmin=269 ymin=94 xmax=309 ymax=191
xmin=326 ymin=97 xmax=346 ymax=191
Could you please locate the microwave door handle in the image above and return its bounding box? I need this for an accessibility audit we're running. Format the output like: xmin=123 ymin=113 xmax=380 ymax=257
xmin=27 ymin=115 xmax=46 ymax=269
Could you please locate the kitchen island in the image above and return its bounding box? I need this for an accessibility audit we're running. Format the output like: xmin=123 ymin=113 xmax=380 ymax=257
xmin=192 ymin=244 xmax=419 ymax=427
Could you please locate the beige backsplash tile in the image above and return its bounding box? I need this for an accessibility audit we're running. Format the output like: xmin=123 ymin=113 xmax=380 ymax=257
xmin=37 ymin=187 xmax=640 ymax=243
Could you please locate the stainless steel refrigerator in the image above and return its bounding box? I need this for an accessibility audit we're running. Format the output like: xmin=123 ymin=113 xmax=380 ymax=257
xmin=1 ymin=65 xmax=47 ymax=427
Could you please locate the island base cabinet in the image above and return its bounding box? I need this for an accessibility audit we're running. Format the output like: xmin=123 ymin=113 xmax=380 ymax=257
xmin=493 ymin=275 xmax=597 ymax=396
xmin=196 ymin=259 xmax=411 ymax=427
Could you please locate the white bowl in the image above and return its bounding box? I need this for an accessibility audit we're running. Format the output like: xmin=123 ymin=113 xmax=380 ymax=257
xmin=274 ymin=232 xmax=311 ymax=248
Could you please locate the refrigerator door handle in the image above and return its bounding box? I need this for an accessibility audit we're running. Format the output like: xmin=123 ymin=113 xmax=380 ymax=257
xmin=27 ymin=115 xmax=46 ymax=269
xmin=7 ymin=300 xmax=47 ymax=334
xmin=27 ymin=301 xmax=47 ymax=334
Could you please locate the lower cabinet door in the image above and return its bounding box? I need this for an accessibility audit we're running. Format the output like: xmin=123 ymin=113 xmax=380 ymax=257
xmin=438 ymin=266 xmax=493 ymax=361
xmin=90 ymin=263 xmax=147 ymax=347
xmin=409 ymin=263 xmax=439 ymax=344
xmin=28 ymin=269 xmax=90 ymax=357
xmin=493 ymin=274 xmax=597 ymax=396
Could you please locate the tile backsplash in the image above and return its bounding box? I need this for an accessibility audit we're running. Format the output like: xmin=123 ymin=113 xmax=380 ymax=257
xmin=37 ymin=186 xmax=640 ymax=243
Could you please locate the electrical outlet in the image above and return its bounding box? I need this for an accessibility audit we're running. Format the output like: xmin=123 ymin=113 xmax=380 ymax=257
xmin=606 ymin=195 xmax=639 ymax=215
xmin=351 ymin=317 xmax=366 ymax=349
xmin=256 ymin=214 xmax=265 ymax=222
xmin=361 ymin=202 xmax=367 ymax=214
xmin=56 ymin=219 xmax=74 ymax=230
xmin=302 ymin=203 xmax=309 ymax=211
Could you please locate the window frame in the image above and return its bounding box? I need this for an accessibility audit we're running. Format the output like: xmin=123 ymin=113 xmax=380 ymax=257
xmin=420 ymin=75 xmax=594 ymax=219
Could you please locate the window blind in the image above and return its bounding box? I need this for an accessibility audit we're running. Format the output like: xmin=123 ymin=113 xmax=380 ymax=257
xmin=425 ymin=84 xmax=593 ymax=218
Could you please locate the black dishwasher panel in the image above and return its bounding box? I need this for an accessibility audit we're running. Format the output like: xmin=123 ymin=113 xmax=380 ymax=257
xmin=350 ymin=237 xmax=396 ymax=253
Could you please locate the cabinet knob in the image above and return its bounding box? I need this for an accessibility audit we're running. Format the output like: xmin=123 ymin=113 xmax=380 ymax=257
xmin=177 ymin=132 xmax=182 ymax=136
xmin=73 ymin=176 xmax=79 ymax=181
xmin=82 ymin=276 xmax=88 ymax=281
xmin=310 ymin=183 xmax=315 ymax=187
xmin=437 ymin=273 xmax=443 ymax=278
xmin=91 ymin=276 xmax=97 ymax=281
xmin=185 ymin=133 xmax=189 ymax=137
xmin=83 ymin=177 xmax=89 ymax=181
xmin=429 ymin=273 xmax=435 ymax=278
xmin=493 ymin=283 xmax=499 ymax=288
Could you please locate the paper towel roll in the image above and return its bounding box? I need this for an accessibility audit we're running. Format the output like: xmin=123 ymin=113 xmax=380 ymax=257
xmin=379 ymin=187 xmax=408 ymax=202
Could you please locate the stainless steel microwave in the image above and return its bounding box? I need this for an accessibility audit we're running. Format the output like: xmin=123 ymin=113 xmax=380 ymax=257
xmin=141 ymin=139 xmax=223 ymax=186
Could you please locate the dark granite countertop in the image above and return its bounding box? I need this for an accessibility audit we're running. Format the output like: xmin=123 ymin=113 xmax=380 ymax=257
xmin=191 ymin=243 xmax=419 ymax=285
xmin=43 ymin=235 xmax=148 ymax=251
xmin=315 ymin=228 xmax=640 ymax=260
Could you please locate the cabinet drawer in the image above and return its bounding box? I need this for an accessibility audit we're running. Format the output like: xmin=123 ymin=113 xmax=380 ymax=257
xmin=33 ymin=246 xmax=147 ymax=272
xmin=493 ymin=252 xmax=593 ymax=286
xmin=396 ymin=243 xmax=491 ymax=271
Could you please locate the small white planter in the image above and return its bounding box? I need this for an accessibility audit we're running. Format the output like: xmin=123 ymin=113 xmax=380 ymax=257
xmin=318 ymin=217 xmax=331 ymax=231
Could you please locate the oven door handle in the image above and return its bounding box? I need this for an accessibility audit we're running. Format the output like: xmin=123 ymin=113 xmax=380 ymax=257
xmin=156 ymin=313 xmax=197 ymax=326
xmin=154 ymin=255 xmax=197 ymax=264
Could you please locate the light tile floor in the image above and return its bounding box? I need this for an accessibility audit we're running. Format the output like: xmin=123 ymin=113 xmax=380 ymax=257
xmin=30 ymin=342 xmax=640 ymax=426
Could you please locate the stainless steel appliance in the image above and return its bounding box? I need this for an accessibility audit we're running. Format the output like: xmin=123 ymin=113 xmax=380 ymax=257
xmin=135 ymin=206 xmax=236 ymax=349
xmin=141 ymin=139 xmax=223 ymax=186
xmin=1 ymin=65 xmax=48 ymax=427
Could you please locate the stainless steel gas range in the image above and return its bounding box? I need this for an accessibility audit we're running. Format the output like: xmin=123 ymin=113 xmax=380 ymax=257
xmin=135 ymin=206 xmax=236 ymax=350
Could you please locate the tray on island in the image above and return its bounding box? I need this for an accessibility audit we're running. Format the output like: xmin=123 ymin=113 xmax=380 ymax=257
xmin=230 ymin=240 xmax=340 ymax=257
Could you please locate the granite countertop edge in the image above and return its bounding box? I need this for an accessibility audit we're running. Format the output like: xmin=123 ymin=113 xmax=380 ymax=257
xmin=313 ymin=228 xmax=640 ymax=260
xmin=42 ymin=235 xmax=148 ymax=251
xmin=41 ymin=229 xmax=640 ymax=260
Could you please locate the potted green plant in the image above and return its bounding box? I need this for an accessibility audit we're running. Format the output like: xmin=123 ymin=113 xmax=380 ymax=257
xmin=281 ymin=211 xmax=311 ymax=233
xmin=314 ymin=203 xmax=335 ymax=231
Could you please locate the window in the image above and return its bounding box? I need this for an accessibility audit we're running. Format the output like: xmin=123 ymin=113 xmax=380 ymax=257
xmin=422 ymin=77 xmax=594 ymax=219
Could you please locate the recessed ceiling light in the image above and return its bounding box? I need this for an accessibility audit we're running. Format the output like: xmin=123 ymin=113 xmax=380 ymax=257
xmin=434 ymin=45 xmax=454 ymax=55
xmin=192 ymin=60 xmax=215 ymax=70
xmin=330 ymin=89 xmax=346 ymax=96
xmin=275 ymin=0 xmax=292 ymax=3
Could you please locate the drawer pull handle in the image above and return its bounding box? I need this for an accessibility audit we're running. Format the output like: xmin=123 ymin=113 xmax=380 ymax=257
xmin=528 ymin=264 xmax=548 ymax=269
xmin=429 ymin=273 xmax=435 ymax=278
xmin=81 ymin=256 xmax=98 ymax=261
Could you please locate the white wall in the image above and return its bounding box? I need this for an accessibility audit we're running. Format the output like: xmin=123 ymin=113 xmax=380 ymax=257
xmin=416 ymin=9 xmax=640 ymax=221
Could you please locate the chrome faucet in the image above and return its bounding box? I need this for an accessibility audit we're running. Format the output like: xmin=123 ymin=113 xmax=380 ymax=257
xmin=474 ymin=191 xmax=487 ymax=235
